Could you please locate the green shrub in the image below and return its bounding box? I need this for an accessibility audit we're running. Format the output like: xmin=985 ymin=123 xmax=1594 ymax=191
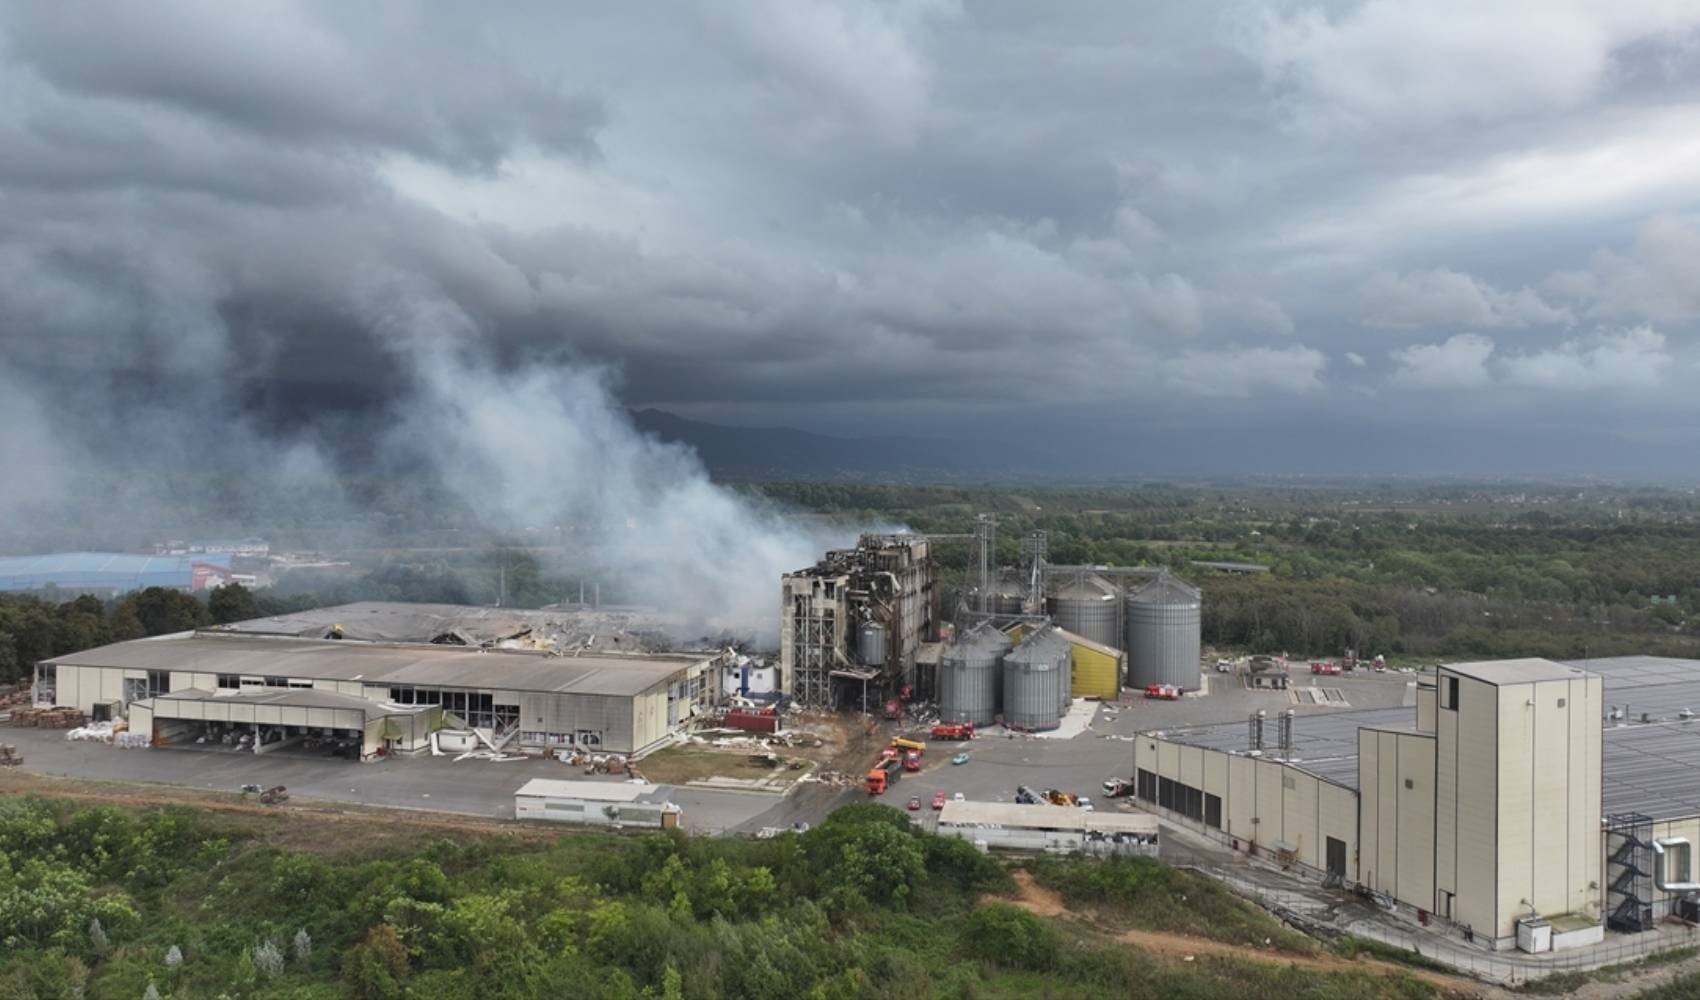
xmin=961 ymin=903 xmax=1058 ymax=971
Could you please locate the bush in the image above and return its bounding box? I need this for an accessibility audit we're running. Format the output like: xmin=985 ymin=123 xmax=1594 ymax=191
xmin=961 ymin=903 xmax=1058 ymax=971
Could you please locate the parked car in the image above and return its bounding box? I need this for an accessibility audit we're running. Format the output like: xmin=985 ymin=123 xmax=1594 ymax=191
xmin=932 ymin=790 xmax=946 ymax=809
xmin=953 ymin=792 xmax=965 ymax=802
xmin=951 ymin=751 xmax=970 ymax=765
xmin=907 ymin=795 xmax=922 ymax=811
xmin=1215 ymin=658 xmax=1235 ymax=672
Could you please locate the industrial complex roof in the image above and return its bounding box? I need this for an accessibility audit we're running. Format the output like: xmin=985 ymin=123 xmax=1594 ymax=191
xmin=1443 ymin=658 xmax=1587 ymax=685
xmin=0 ymin=552 xmax=232 ymax=593
xmin=209 ymin=600 xmax=703 ymax=654
xmin=46 ymin=634 xmax=703 ymax=697
xmin=1147 ymin=656 xmax=1700 ymax=821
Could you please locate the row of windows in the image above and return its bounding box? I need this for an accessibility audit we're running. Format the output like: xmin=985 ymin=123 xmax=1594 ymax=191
xmin=1135 ymin=768 xmax=1222 ymax=830
xmin=215 ymin=675 xmax=304 ymax=690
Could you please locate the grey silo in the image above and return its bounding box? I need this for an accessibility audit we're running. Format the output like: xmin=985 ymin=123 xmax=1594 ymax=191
xmin=937 ymin=623 xmax=1012 ymax=726
xmin=1002 ymin=626 xmax=1072 ymax=730
xmin=1045 ymin=574 xmax=1121 ymax=651
xmin=1125 ymin=575 xmax=1202 ymax=689
xmin=856 ymin=621 xmax=888 ymax=667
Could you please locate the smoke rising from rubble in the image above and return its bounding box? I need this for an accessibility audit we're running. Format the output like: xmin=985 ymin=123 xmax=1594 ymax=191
xmin=369 ymin=289 xmax=855 ymax=634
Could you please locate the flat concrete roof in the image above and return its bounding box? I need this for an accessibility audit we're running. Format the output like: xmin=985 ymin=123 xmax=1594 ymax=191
xmin=1442 ymin=657 xmax=1588 ymax=685
xmin=46 ymin=634 xmax=704 ymax=698
xmin=1146 ymin=655 xmax=1700 ymax=821
xmin=514 ymin=779 xmax=666 ymax=803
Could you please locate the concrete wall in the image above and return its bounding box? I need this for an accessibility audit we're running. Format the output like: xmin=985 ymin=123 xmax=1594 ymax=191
xmin=936 ymin=822 xmax=1159 ymax=857
xmin=1137 ymin=734 xmax=1357 ymax=878
xmin=1359 ymin=727 xmax=1436 ymax=909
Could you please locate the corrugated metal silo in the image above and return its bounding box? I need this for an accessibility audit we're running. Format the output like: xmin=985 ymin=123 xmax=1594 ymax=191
xmin=937 ymin=623 xmax=1012 ymax=726
xmin=1002 ymin=626 xmax=1072 ymax=730
xmin=856 ymin=621 xmax=888 ymax=667
xmin=1125 ymin=575 xmax=1202 ymax=689
xmin=1046 ymin=574 xmax=1121 ymax=650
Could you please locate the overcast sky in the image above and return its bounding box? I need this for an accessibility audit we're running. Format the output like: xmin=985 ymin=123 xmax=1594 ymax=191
xmin=5 ymin=0 xmax=1700 ymax=479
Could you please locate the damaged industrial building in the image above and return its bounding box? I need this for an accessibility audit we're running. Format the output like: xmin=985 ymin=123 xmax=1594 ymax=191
xmin=34 ymin=602 xmax=739 ymax=759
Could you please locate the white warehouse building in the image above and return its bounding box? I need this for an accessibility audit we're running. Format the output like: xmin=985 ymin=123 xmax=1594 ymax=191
xmin=38 ymin=631 xmax=729 ymax=760
xmin=1135 ymin=656 xmax=1700 ymax=952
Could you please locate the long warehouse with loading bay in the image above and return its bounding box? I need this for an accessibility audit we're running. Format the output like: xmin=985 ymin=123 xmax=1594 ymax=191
xmin=36 ymin=631 xmax=731 ymax=759
xmin=1133 ymin=655 xmax=1700 ymax=952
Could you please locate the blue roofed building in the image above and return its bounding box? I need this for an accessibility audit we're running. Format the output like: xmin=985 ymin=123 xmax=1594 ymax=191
xmin=0 ymin=552 xmax=236 ymax=596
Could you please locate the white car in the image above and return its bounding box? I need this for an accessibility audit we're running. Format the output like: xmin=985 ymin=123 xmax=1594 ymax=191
xmin=952 ymin=792 xmax=965 ymax=802
xmin=1215 ymin=658 xmax=1235 ymax=672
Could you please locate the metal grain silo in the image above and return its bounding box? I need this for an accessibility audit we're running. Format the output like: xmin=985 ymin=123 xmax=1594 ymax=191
xmin=1002 ymin=626 xmax=1072 ymax=730
xmin=1046 ymin=574 xmax=1121 ymax=651
xmin=856 ymin=621 xmax=888 ymax=667
xmin=1125 ymin=575 xmax=1202 ymax=689
xmin=937 ymin=623 xmax=1011 ymax=726
xmin=970 ymin=571 xmax=1028 ymax=616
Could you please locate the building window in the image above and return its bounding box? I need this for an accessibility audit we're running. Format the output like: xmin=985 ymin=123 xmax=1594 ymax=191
xmin=146 ymin=670 xmax=170 ymax=697
xmin=263 ymin=676 xmax=288 ymax=688
xmin=1204 ymin=793 xmax=1222 ymax=830
xmin=1282 ymin=774 xmax=1296 ymax=790
xmin=288 ymin=679 xmax=314 ymax=689
xmin=1440 ymin=676 xmax=1459 ymax=711
xmin=1557 ymin=698 xmax=1566 ymax=708
xmin=1404 ymin=778 xmax=1414 ymax=790
xmin=217 ymin=674 xmax=240 ymax=690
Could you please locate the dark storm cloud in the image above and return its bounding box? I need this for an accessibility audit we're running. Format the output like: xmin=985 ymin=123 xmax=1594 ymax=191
xmin=2 ymin=0 xmax=1700 ymax=489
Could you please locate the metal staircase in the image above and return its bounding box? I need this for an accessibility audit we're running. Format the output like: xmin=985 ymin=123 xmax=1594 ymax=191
xmin=1607 ymin=812 xmax=1655 ymax=933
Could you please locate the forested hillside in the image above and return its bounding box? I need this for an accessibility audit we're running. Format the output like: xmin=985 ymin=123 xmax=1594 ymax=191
xmin=0 ymin=795 xmax=1461 ymax=999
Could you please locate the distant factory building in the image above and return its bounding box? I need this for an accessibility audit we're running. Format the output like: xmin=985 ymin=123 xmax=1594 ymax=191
xmin=0 ymin=552 xmax=236 ymax=596
xmin=38 ymin=631 xmax=730 ymax=760
xmin=780 ymin=534 xmax=937 ymax=706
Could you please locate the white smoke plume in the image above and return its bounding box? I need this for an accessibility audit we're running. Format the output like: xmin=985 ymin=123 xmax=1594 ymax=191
xmin=369 ymin=289 xmax=853 ymax=633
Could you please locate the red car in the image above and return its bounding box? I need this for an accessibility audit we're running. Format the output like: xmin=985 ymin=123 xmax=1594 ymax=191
xmin=932 ymin=790 xmax=946 ymax=810
xmin=907 ymin=795 xmax=922 ymax=811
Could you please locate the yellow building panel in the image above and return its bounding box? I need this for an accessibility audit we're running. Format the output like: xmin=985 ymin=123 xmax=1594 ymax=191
xmin=1202 ymin=748 xmax=1228 ymax=799
xmin=1226 ymin=753 xmax=1257 ymax=839
xmin=1359 ymin=730 xmax=1381 ymax=890
xmin=1068 ymin=644 xmax=1121 ymax=700
xmin=1395 ymin=732 xmax=1436 ymax=908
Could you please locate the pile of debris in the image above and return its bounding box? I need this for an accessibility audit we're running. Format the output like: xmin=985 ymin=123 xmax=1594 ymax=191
xmin=67 ymin=721 xmax=122 ymax=742
xmin=10 ymin=707 xmax=86 ymax=729
xmin=0 ymin=743 xmax=20 ymax=766
xmin=553 ymin=751 xmax=641 ymax=778
xmin=0 ymin=685 xmax=30 ymax=710
xmin=114 ymin=732 xmax=152 ymax=750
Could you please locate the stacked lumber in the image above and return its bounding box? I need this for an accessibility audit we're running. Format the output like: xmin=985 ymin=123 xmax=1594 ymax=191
xmin=0 ymin=687 xmax=30 ymax=710
xmin=0 ymin=744 xmax=19 ymax=766
xmin=9 ymin=707 xmax=86 ymax=729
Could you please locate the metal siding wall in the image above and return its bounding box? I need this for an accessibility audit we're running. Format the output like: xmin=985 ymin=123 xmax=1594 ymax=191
xmin=1379 ymin=731 xmax=1401 ymax=895
xmin=1227 ymin=754 xmax=1256 ymax=838
xmin=1396 ymin=732 xmax=1436 ymax=910
xmin=1417 ymin=683 xmax=1437 ymax=733
xmin=129 ymin=702 xmax=152 ymax=736
xmin=1529 ymin=682 xmax=1571 ymax=920
xmin=1359 ymin=731 xmax=1382 ymax=891
xmin=60 ymin=665 xmax=81 ymax=711
xmin=1319 ymin=783 xmax=1360 ymax=882
xmin=1583 ymin=676 xmax=1604 ymax=919
xmin=1496 ymin=683 xmax=1534 ymax=940
xmin=1283 ymin=773 xmax=1319 ymax=866
xmin=1178 ymin=745 xmax=1203 ymax=790
xmin=1203 ymin=748 xmax=1228 ymax=800
xmin=1255 ymin=759 xmax=1284 ymax=847
xmin=1434 ymin=678 xmax=1458 ymax=911
xmin=1454 ymin=675 xmax=1500 ymax=939
xmin=100 ymin=668 xmax=122 ymax=704
xmin=1069 ymin=644 xmax=1121 ymax=700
